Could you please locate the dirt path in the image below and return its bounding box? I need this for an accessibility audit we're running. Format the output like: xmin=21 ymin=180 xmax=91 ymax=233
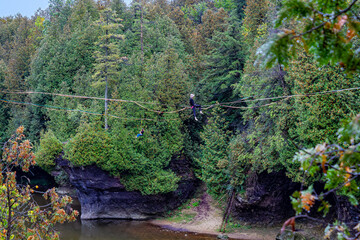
xmin=150 ymin=192 xmax=279 ymax=240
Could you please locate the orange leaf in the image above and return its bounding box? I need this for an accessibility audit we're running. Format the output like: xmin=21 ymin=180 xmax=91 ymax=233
xmin=346 ymin=29 xmax=356 ymax=41
xmin=334 ymin=15 xmax=348 ymax=32
xmin=301 ymin=192 xmax=315 ymax=212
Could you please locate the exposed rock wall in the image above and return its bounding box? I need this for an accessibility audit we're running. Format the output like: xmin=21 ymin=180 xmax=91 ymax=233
xmin=233 ymin=170 xmax=360 ymax=224
xmin=57 ymin=157 xmax=198 ymax=220
xmin=234 ymin=171 xmax=300 ymax=223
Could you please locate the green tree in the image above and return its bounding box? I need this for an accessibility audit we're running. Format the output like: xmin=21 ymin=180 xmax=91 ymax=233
xmin=70 ymin=0 xmax=99 ymax=30
xmin=234 ymin=21 xmax=298 ymax=180
xmin=197 ymin=107 xmax=231 ymax=197
xmin=64 ymin=123 xmax=113 ymax=167
xmin=35 ymin=129 xmax=63 ymax=173
xmin=241 ymin=0 xmax=270 ymax=53
xmin=143 ymin=48 xmax=190 ymax=107
xmin=29 ymin=1 xmax=100 ymax=140
xmin=214 ymin=0 xmax=236 ymax=12
xmin=64 ymin=117 xmax=183 ymax=195
xmin=0 ymin=60 xmax=9 ymax=142
xmin=191 ymin=8 xmax=228 ymax=55
xmin=0 ymin=15 xmax=44 ymax=141
xmin=199 ymin=11 xmax=244 ymax=105
xmin=92 ymin=8 xmax=125 ymax=129
xmin=287 ymin=50 xmax=360 ymax=147
xmin=167 ymin=7 xmax=194 ymax=53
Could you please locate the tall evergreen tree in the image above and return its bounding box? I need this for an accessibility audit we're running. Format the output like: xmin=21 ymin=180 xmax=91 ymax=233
xmin=92 ymin=8 xmax=125 ymax=129
xmin=197 ymin=106 xmax=230 ymax=197
xmin=199 ymin=11 xmax=244 ymax=104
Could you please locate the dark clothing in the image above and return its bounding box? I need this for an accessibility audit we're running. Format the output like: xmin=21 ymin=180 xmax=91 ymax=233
xmin=190 ymin=98 xmax=202 ymax=118
xmin=190 ymin=98 xmax=195 ymax=107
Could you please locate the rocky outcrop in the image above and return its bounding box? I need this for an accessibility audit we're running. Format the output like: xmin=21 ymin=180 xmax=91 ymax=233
xmin=333 ymin=195 xmax=360 ymax=223
xmin=57 ymin=156 xmax=198 ymax=220
xmin=234 ymin=171 xmax=300 ymax=223
xmin=233 ymin=170 xmax=360 ymax=225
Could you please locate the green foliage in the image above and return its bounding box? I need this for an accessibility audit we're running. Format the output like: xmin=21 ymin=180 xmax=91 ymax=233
xmin=199 ymin=11 xmax=244 ymax=106
xmin=241 ymin=0 xmax=271 ymax=52
xmin=5 ymin=0 xmax=360 ymax=215
xmin=64 ymin=117 xmax=183 ymax=195
xmin=235 ymin=32 xmax=299 ymax=179
xmin=28 ymin=14 xmax=99 ymax=140
xmin=64 ymin=123 xmax=113 ymax=167
xmin=292 ymin=115 xmax=360 ymax=239
xmin=0 ymin=61 xmax=9 ymax=143
xmin=121 ymin=170 xmax=180 ymax=195
xmin=232 ymin=0 xmax=246 ymax=20
xmin=235 ymin=0 xmax=360 ymax=184
xmin=196 ymin=107 xmax=231 ymax=197
xmin=192 ymin=200 xmax=200 ymax=207
xmin=92 ymin=8 xmax=124 ymax=86
xmin=259 ymin=0 xmax=360 ymax=71
xmin=214 ymin=0 xmax=236 ymax=12
xmin=181 ymin=2 xmax=208 ymax=24
xmin=70 ymin=0 xmax=99 ymax=29
xmin=227 ymin=135 xmax=249 ymax=192
xmin=287 ymin=50 xmax=360 ymax=147
xmin=35 ymin=130 xmax=63 ymax=173
xmin=143 ymin=48 xmax=190 ymax=106
xmin=108 ymin=115 xmax=183 ymax=194
xmin=92 ymin=7 xmax=125 ymax=129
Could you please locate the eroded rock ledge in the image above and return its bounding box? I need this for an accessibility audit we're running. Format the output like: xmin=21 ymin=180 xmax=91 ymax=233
xmin=57 ymin=156 xmax=198 ymax=220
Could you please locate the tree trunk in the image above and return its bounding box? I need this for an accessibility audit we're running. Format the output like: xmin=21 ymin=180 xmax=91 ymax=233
xmin=105 ymin=24 xmax=109 ymax=130
xmin=105 ymin=75 xmax=108 ymax=130
xmin=140 ymin=1 xmax=144 ymax=62
xmin=220 ymin=189 xmax=236 ymax=233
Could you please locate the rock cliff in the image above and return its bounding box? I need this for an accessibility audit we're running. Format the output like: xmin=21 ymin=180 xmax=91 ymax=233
xmin=57 ymin=156 xmax=198 ymax=220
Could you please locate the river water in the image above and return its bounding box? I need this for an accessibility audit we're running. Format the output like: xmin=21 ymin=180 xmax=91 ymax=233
xmin=42 ymin=194 xmax=222 ymax=240
xmin=33 ymin=191 xmax=228 ymax=240
xmin=56 ymin=220 xmax=221 ymax=240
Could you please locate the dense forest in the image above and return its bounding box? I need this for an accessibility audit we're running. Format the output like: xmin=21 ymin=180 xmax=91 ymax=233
xmin=2 ymin=0 xmax=360 ymax=238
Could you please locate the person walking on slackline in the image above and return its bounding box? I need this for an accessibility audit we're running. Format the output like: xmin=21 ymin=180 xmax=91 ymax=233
xmin=189 ymin=94 xmax=203 ymax=121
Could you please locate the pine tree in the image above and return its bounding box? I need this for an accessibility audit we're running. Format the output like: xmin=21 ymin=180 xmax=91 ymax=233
xmin=92 ymin=8 xmax=125 ymax=129
xmin=241 ymin=0 xmax=270 ymax=53
xmin=143 ymin=47 xmax=190 ymax=107
xmin=0 ymin=60 xmax=9 ymax=142
xmin=197 ymin=106 xmax=231 ymax=197
xmin=288 ymin=50 xmax=360 ymax=147
xmin=199 ymin=11 xmax=244 ymax=104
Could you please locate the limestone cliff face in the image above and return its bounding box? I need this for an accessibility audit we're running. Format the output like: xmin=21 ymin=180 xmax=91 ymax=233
xmin=234 ymin=171 xmax=301 ymax=223
xmin=57 ymin=157 xmax=198 ymax=220
xmin=233 ymin=171 xmax=360 ymax=224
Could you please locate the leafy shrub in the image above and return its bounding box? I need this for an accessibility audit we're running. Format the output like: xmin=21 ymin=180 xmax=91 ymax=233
xmin=35 ymin=130 xmax=63 ymax=172
xmin=121 ymin=170 xmax=180 ymax=195
xmin=109 ymin=119 xmax=183 ymax=195
xmin=64 ymin=123 xmax=113 ymax=167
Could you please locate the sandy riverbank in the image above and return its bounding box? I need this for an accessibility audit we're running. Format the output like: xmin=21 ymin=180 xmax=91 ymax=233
xmin=150 ymin=192 xmax=279 ymax=240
